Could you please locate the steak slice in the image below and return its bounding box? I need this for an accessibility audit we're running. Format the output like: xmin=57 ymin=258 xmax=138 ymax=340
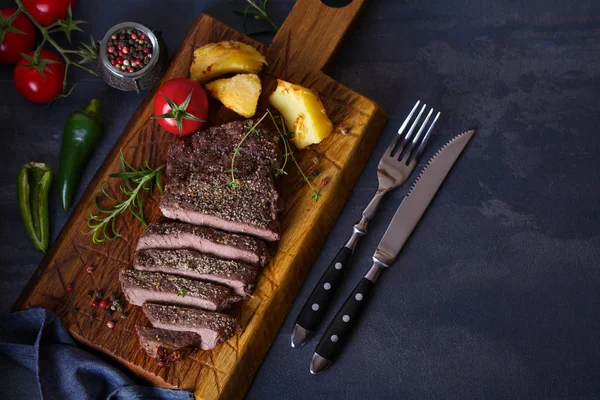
xmin=134 ymin=248 xmax=260 ymax=297
xmin=137 ymin=220 xmax=269 ymax=267
xmin=136 ymin=326 xmax=201 ymax=367
xmin=143 ymin=303 xmax=239 ymax=350
xmin=120 ymin=269 xmax=241 ymax=311
xmin=160 ymin=120 xmax=280 ymax=241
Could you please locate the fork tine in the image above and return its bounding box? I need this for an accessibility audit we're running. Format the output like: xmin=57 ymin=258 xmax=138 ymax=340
xmin=413 ymin=111 xmax=441 ymax=161
xmin=397 ymin=103 xmax=427 ymax=159
xmin=404 ymin=108 xmax=433 ymax=161
xmin=387 ymin=100 xmax=420 ymax=156
xmin=397 ymin=100 xmax=421 ymax=136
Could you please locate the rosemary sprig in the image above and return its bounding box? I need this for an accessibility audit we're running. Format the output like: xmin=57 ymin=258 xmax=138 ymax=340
xmin=232 ymin=0 xmax=279 ymax=36
xmin=229 ymin=110 xmax=323 ymax=202
xmin=85 ymin=151 xmax=165 ymax=244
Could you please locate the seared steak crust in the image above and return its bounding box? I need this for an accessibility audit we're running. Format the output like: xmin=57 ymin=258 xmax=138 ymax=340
xmin=159 ymin=120 xmax=280 ymax=241
xmin=143 ymin=303 xmax=239 ymax=350
xmin=134 ymin=248 xmax=259 ymax=297
xmin=136 ymin=326 xmax=201 ymax=367
xmin=120 ymin=269 xmax=241 ymax=311
xmin=137 ymin=220 xmax=269 ymax=266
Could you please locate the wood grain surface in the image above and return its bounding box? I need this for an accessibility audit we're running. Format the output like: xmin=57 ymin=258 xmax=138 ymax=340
xmin=13 ymin=1 xmax=386 ymax=399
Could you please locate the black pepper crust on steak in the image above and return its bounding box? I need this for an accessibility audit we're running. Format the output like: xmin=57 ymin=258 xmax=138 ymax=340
xmin=136 ymin=326 xmax=201 ymax=367
xmin=119 ymin=269 xmax=241 ymax=311
xmin=136 ymin=220 xmax=270 ymax=267
xmin=134 ymin=248 xmax=260 ymax=297
xmin=142 ymin=303 xmax=240 ymax=350
xmin=159 ymin=119 xmax=281 ymax=242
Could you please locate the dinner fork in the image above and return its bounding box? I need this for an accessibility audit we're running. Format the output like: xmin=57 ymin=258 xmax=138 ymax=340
xmin=291 ymin=101 xmax=441 ymax=347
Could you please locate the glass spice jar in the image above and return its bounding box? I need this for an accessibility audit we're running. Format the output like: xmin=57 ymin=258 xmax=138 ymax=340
xmin=97 ymin=22 xmax=168 ymax=93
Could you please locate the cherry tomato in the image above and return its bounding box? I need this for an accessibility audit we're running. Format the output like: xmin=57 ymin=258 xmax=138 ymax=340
xmin=14 ymin=50 xmax=65 ymax=103
xmin=153 ymin=78 xmax=209 ymax=135
xmin=0 ymin=9 xmax=36 ymax=64
xmin=22 ymin=0 xmax=76 ymax=27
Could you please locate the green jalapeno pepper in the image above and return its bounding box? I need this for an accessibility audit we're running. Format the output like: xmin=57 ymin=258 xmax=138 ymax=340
xmin=58 ymin=98 xmax=103 ymax=210
xmin=17 ymin=162 xmax=52 ymax=252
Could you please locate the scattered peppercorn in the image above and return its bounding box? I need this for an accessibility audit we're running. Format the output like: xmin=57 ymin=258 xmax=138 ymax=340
xmin=109 ymin=293 xmax=117 ymax=302
xmin=91 ymin=300 xmax=98 ymax=308
xmin=120 ymin=312 xmax=128 ymax=319
xmin=321 ymin=178 xmax=330 ymax=186
xmin=99 ymin=300 xmax=108 ymax=309
xmin=71 ymin=307 xmax=79 ymax=314
xmin=86 ymin=266 xmax=94 ymax=274
xmin=312 ymin=169 xmax=320 ymax=176
xmin=105 ymin=309 xmax=114 ymax=316
xmin=106 ymin=27 xmax=153 ymax=74
xmin=66 ymin=284 xmax=73 ymax=292
xmin=106 ymin=321 xmax=115 ymax=329
xmin=87 ymin=290 xmax=94 ymax=298
xmin=95 ymin=290 xmax=103 ymax=299
xmin=89 ymin=313 xmax=96 ymax=320
xmin=312 ymin=156 xmax=320 ymax=164
xmin=110 ymin=305 xmax=116 ymax=311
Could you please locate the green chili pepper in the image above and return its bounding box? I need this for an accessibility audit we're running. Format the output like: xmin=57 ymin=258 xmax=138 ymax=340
xmin=17 ymin=162 xmax=52 ymax=253
xmin=58 ymin=99 xmax=103 ymax=210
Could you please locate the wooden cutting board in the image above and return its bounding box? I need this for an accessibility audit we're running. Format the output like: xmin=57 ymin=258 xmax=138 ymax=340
xmin=14 ymin=1 xmax=386 ymax=399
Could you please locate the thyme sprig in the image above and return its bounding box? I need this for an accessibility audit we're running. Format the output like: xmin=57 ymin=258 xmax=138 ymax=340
xmin=232 ymin=0 xmax=279 ymax=36
xmin=229 ymin=110 xmax=323 ymax=202
xmin=85 ymin=151 xmax=165 ymax=244
xmin=266 ymin=110 xmax=323 ymax=202
xmin=228 ymin=111 xmax=270 ymax=190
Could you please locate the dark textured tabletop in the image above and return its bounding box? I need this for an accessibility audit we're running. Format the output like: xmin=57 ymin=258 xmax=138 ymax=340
xmin=1 ymin=0 xmax=599 ymax=398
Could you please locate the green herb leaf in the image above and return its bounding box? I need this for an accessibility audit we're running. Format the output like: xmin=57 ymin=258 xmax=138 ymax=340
xmin=84 ymin=151 xmax=165 ymax=244
xmin=178 ymin=289 xmax=188 ymax=297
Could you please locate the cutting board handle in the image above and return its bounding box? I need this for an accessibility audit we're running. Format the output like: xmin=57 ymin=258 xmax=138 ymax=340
xmin=268 ymin=0 xmax=368 ymax=76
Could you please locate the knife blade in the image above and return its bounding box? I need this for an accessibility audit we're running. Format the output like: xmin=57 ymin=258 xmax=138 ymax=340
xmin=310 ymin=129 xmax=475 ymax=374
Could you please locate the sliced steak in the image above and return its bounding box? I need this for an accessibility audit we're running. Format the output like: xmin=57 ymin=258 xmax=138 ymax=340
xmin=143 ymin=303 xmax=239 ymax=350
xmin=120 ymin=269 xmax=241 ymax=311
xmin=136 ymin=326 xmax=201 ymax=367
xmin=160 ymin=120 xmax=280 ymax=241
xmin=137 ymin=220 xmax=269 ymax=267
xmin=134 ymin=248 xmax=259 ymax=297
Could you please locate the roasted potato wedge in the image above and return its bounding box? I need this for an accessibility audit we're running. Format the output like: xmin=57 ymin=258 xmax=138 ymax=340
xmin=205 ymin=74 xmax=262 ymax=118
xmin=190 ymin=41 xmax=267 ymax=84
xmin=269 ymin=79 xmax=333 ymax=149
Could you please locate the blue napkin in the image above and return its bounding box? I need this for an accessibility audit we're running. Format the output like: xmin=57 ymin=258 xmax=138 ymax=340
xmin=0 ymin=308 xmax=193 ymax=400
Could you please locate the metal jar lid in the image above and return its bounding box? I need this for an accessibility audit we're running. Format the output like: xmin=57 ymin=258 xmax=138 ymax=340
xmin=97 ymin=21 xmax=168 ymax=92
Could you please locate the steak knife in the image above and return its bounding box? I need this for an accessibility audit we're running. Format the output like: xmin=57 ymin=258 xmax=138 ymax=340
xmin=309 ymin=129 xmax=475 ymax=374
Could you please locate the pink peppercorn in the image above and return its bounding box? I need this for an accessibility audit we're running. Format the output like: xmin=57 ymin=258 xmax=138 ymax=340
xmin=141 ymin=34 xmax=146 ymax=39
xmin=99 ymin=300 xmax=108 ymax=309
xmin=118 ymin=50 xmax=123 ymax=56
xmin=116 ymin=57 xmax=122 ymax=63
xmin=117 ymin=43 xmax=123 ymax=50
xmin=122 ymin=47 xmax=129 ymax=54
xmin=66 ymin=284 xmax=73 ymax=292
xmin=91 ymin=300 xmax=98 ymax=308
xmin=130 ymin=33 xmax=137 ymax=40
xmin=143 ymin=48 xmax=150 ymax=54
xmin=321 ymin=178 xmax=330 ymax=186
xmin=106 ymin=321 xmax=114 ymax=329
xmin=107 ymin=46 xmax=115 ymax=53
xmin=86 ymin=266 xmax=94 ymax=274
xmin=127 ymin=68 xmax=134 ymax=73
xmin=110 ymin=60 xmax=116 ymax=66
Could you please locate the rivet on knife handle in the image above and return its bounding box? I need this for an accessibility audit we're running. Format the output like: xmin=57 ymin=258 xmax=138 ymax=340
xmin=291 ymin=246 xmax=353 ymax=347
xmin=310 ymin=272 xmax=378 ymax=374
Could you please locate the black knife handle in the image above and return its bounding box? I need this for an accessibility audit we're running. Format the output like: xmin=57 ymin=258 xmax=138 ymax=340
xmin=295 ymin=247 xmax=353 ymax=333
xmin=314 ymin=277 xmax=374 ymax=362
